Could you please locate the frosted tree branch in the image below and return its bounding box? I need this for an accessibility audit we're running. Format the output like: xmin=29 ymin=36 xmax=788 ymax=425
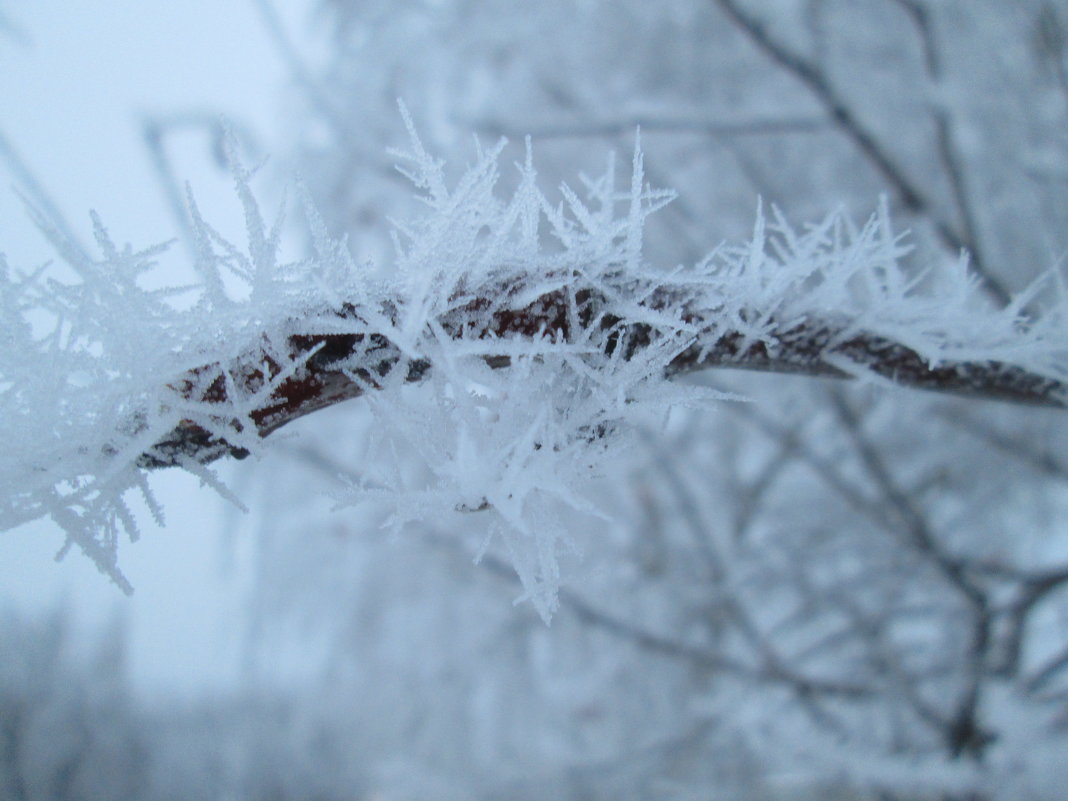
xmin=3 ymin=123 xmax=1065 ymax=605
xmin=140 ymin=272 xmax=1067 ymax=469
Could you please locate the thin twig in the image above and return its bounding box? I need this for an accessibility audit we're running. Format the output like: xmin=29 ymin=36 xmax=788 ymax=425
xmin=477 ymin=115 xmax=828 ymax=141
xmin=828 ymin=390 xmax=994 ymax=759
xmin=894 ymin=0 xmax=988 ymax=297
xmin=459 ymin=533 xmax=873 ymax=699
xmin=709 ymin=0 xmax=1010 ymax=304
xmin=252 ymin=0 xmax=350 ymax=136
xmin=935 ymin=409 xmax=1068 ymax=480
xmin=0 ymin=130 xmax=89 ymax=262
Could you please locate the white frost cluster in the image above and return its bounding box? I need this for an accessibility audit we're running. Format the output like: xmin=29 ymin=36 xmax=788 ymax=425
xmin=1 ymin=118 xmax=1065 ymax=611
xmin=325 ymin=113 xmax=721 ymax=619
xmin=0 ymin=144 xmax=336 ymax=593
xmin=687 ymin=199 xmax=1068 ymax=384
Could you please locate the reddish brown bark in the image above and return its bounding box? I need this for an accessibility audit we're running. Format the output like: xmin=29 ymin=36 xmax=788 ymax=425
xmin=138 ymin=287 xmax=1066 ymax=468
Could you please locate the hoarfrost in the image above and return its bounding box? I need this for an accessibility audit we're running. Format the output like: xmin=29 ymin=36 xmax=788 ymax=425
xmin=1 ymin=118 xmax=1064 ymax=612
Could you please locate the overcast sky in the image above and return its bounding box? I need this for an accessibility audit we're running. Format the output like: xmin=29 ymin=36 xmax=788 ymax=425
xmin=0 ymin=0 xmax=316 ymax=697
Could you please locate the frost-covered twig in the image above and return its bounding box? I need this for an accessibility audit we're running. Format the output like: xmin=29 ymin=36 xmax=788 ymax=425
xmin=3 ymin=120 xmax=1065 ymax=605
xmin=141 ymin=273 xmax=1068 ymax=470
xmin=143 ymin=201 xmax=1068 ymax=472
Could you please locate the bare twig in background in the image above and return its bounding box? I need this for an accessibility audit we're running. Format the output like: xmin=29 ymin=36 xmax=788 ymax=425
xmin=935 ymin=408 xmax=1068 ymax=480
xmin=253 ymin=0 xmax=349 ymax=136
xmin=828 ymin=390 xmax=993 ymax=759
xmin=893 ymin=0 xmax=989 ymax=302
xmin=710 ymin=0 xmax=1011 ymax=304
xmin=1034 ymin=3 xmax=1068 ymax=120
xmin=477 ymin=114 xmax=828 ymax=141
xmin=142 ymin=114 xmax=259 ymax=258
xmin=0 ymin=129 xmax=88 ymax=261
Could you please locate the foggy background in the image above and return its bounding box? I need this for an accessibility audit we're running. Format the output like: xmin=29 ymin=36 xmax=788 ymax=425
xmin=2 ymin=1 xmax=1068 ymax=799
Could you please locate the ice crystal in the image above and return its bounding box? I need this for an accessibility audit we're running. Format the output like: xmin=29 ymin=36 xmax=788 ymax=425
xmin=1 ymin=116 xmax=1064 ymax=612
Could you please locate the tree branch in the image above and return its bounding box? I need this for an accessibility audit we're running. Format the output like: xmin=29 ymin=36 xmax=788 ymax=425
xmin=138 ymin=283 xmax=1066 ymax=469
xmin=476 ymin=114 xmax=828 ymax=141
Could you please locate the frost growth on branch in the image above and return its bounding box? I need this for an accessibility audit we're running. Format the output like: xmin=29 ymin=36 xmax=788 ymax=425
xmin=335 ymin=118 xmax=723 ymax=619
xmin=683 ymin=199 xmax=1067 ymax=386
xmin=0 ymin=149 xmax=328 ymax=592
xmin=1 ymin=119 xmax=1065 ymax=611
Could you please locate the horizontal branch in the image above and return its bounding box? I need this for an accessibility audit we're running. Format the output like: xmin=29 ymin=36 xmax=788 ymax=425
xmin=669 ymin=322 xmax=1065 ymax=408
xmin=476 ymin=114 xmax=828 ymax=140
xmin=137 ymin=287 xmax=1066 ymax=469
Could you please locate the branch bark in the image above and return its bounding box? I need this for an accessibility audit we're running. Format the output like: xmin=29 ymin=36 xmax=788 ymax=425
xmin=138 ymin=285 xmax=1066 ymax=469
